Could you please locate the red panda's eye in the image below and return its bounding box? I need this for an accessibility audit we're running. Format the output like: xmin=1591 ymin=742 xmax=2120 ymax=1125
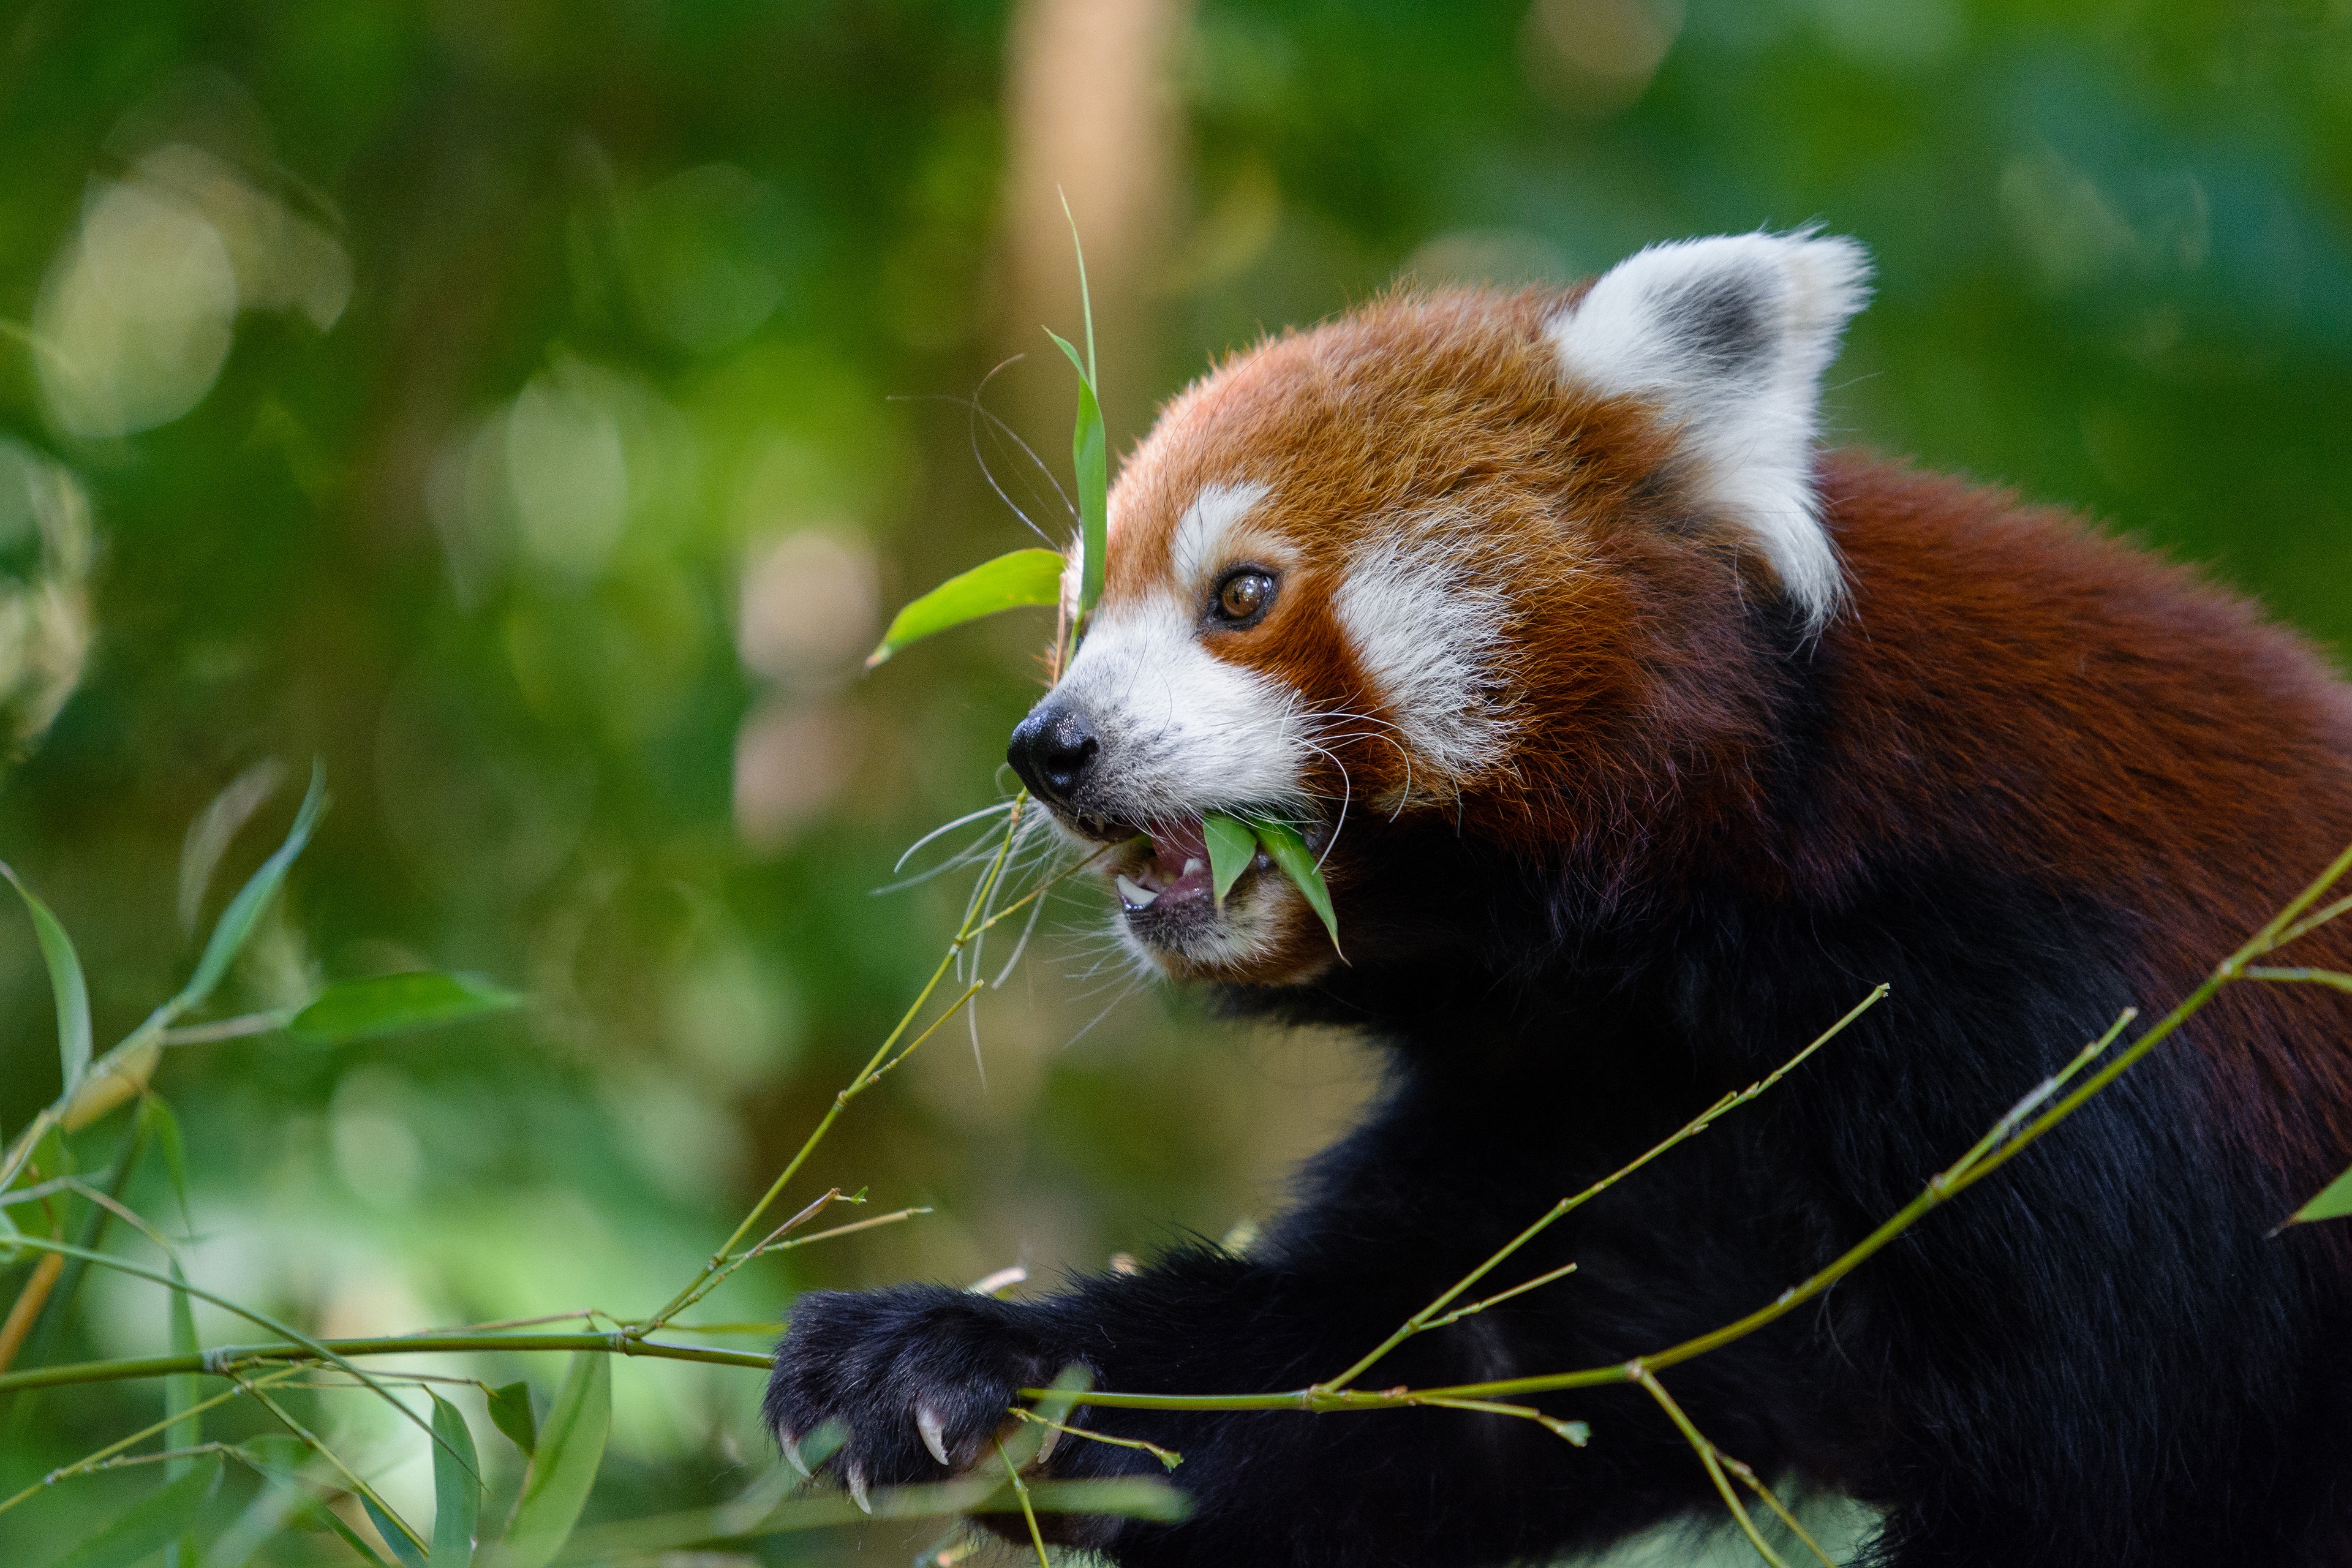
xmin=1214 ymin=571 xmax=1275 ymax=624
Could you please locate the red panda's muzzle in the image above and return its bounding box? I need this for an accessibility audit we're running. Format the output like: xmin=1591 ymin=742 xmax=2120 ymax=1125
xmin=1008 ymin=674 xmax=1335 ymax=981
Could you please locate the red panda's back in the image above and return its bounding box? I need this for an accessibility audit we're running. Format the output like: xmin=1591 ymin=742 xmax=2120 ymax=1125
xmin=1814 ymin=451 xmax=2352 ymax=1208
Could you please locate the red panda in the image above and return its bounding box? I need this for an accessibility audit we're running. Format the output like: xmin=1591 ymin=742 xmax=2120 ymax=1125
xmin=769 ymin=232 xmax=2352 ymax=1567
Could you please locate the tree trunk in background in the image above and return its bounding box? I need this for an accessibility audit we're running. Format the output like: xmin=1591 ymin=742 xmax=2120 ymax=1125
xmin=1001 ymin=0 xmax=1193 ymax=454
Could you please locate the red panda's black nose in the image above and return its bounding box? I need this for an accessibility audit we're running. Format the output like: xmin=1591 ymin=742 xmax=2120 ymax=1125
xmin=1008 ymin=700 xmax=1099 ymax=807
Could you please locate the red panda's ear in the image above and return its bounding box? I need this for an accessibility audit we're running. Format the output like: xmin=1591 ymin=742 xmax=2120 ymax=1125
xmin=1548 ymin=231 xmax=1871 ymax=627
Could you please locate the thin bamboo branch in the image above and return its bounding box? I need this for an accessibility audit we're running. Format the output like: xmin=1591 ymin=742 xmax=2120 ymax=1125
xmin=997 ymin=1438 xmax=1054 ymax=1568
xmin=157 ymin=1009 xmax=297 ymax=1046
xmin=0 ymin=1368 xmax=298 ymax=1516
xmin=1321 ymin=984 xmax=1887 ymax=1393
xmin=1718 ymin=1453 xmax=1839 ymax=1568
xmin=1008 ymin=1406 xmax=1183 ymax=1469
xmin=235 ymin=1372 xmax=428 ymax=1555
xmin=1631 ymin=1364 xmax=1792 ymax=1568
xmin=1423 ymin=1262 xmax=1580 ymax=1330
xmin=0 ymin=1332 xmax=768 ymax=1395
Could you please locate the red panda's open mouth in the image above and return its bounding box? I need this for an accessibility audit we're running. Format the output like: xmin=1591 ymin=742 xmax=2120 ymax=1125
xmin=1112 ymin=816 xmax=1217 ymax=913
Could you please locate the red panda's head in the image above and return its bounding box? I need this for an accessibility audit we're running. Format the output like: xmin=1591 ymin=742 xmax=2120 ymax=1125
xmin=1008 ymin=232 xmax=1871 ymax=987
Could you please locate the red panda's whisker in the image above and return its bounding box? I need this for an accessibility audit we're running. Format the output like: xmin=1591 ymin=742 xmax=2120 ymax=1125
xmin=892 ymin=798 xmax=1021 ymax=876
xmin=1297 ymin=704 xmax=1418 ymax=818
xmin=1291 ymin=737 xmax=1356 ymax=872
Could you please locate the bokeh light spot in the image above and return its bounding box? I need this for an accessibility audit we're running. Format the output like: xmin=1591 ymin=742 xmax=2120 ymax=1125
xmin=34 ymin=179 xmax=237 ymax=439
xmin=1520 ymin=0 xmax=1685 ymax=117
xmin=623 ymin=163 xmax=794 ymax=355
xmin=737 ymin=527 xmax=878 ymax=687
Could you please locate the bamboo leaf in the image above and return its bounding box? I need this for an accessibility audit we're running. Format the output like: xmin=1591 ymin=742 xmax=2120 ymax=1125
xmin=39 ymin=1455 xmax=221 ymax=1568
xmin=429 ymin=1392 xmax=483 ymax=1567
xmin=2 ymin=862 xmax=92 ymax=1099
xmin=1024 ymin=1476 xmax=1188 ymax=1521
xmin=164 ymin=1261 xmax=202 ymax=1483
xmin=179 ymin=757 xmax=287 ymax=937
xmin=543 ymin=1472 xmax=1189 ymax=1558
xmin=178 ymin=762 xmax=326 ymax=1013
xmin=1059 ymin=192 xmax=1096 ymax=386
xmin=366 ymin=1496 xmax=430 ymax=1568
xmin=2289 ymin=1163 xmax=2352 ymax=1225
xmin=1249 ymin=819 xmax=1341 ymax=956
xmin=491 ymin=1351 xmax=611 ymax=1568
xmin=1045 ymin=331 xmax=1107 ymax=622
xmin=287 ymin=972 xmax=522 ymax=1046
xmin=318 ymin=1505 xmax=403 ymax=1568
xmin=145 ymin=1096 xmax=193 ymax=1234
xmin=487 ymin=1381 xmax=538 ymax=1458
xmin=865 ymin=548 xmax=1065 ymax=669
xmin=1202 ymin=812 xmax=1256 ymax=909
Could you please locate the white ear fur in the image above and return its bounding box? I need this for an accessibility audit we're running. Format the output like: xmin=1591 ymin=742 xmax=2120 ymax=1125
xmin=1548 ymin=231 xmax=1871 ymax=628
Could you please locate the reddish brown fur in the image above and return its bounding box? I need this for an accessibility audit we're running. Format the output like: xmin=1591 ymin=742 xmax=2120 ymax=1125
xmin=1809 ymin=459 xmax=2352 ymax=1194
xmin=1100 ymin=285 xmax=2352 ymax=1200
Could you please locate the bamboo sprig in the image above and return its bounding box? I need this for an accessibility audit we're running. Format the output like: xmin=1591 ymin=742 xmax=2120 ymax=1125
xmin=0 ymin=1333 xmax=769 ymax=1396
xmin=156 ymin=1008 xmax=298 ymax=1046
xmin=0 ymin=1365 xmax=301 ymax=1516
xmin=1008 ymin=1406 xmax=1183 ymax=1471
xmin=2244 ymin=965 xmax=2352 ymax=992
xmin=1716 ymin=1452 xmax=1840 ymax=1568
xmin=1319 ymin=984 xmax=1888 ymax=1395
xmin=3 ymin=1234 xmax=466 ymax=1467
xmin=998 ymin=1438 xmax=1054 ymax=1568
xmin=0 ymin=811 xmax=1089 ymax=1414
xmin=231 ymin=1369 xmax=424 ymax=1555
xmin=1 ymin=775 xmax=1145 ymax=1559
xmin=636 ymin=798 xmax=1108 ymax=1335
xmin=0 ymin=769 xmax=326 ymax=1197
xmin=1630 ymin=1363 xmax=1793 ymax=1568
xmin=1419 ymin=1262 xmax=1581 ymax=1330
xmin=1408 ymin=1395 xmax=1588 ymax=1449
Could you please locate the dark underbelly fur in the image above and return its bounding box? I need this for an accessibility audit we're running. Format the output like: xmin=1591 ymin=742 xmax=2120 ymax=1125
xmin=766 ymin=856 xmax=2352 ymax=1567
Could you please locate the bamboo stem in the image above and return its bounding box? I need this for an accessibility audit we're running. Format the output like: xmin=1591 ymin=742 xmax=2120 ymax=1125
xmin=0 ymin=1332 xmax=769 ymax=1395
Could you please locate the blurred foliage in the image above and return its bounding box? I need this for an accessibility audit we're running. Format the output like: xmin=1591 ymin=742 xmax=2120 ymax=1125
xmin=0 ymin=0 xmax=2347 ymax=1561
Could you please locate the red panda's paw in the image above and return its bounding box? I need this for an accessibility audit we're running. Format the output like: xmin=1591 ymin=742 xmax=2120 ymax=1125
xmin=764 ymin=1286 xmax=1091 ymax=1508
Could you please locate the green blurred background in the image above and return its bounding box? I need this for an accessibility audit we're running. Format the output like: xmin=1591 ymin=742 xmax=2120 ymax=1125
xmin=1 ymin=0 xmax=2348 ymax=1561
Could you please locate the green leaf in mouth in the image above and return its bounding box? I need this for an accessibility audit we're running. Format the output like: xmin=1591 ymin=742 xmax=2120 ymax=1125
xmin=1199 ymin=811 xmax=1341 ymax=956
xmin=1202 ymin=812 xmax=1257 ymax=909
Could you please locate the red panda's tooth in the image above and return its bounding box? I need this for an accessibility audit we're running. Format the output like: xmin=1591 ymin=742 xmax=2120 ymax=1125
xmin=1117 ymin=874 xmax=1159 ymax=910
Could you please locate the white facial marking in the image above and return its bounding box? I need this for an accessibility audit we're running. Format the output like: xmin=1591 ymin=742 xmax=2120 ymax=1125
xmin=1052 ymin=595 xmax=1310 ymax=823
xmin=1548 ymin=231 xmax=1871 ymax=629
xmin=1333 ymin=515 xmax=1516 ymax=789
xmin=1171 ymin=480 xmax=1273 ymax=592
xmin=1124 ymin=871 xmax=1304 ymax=979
